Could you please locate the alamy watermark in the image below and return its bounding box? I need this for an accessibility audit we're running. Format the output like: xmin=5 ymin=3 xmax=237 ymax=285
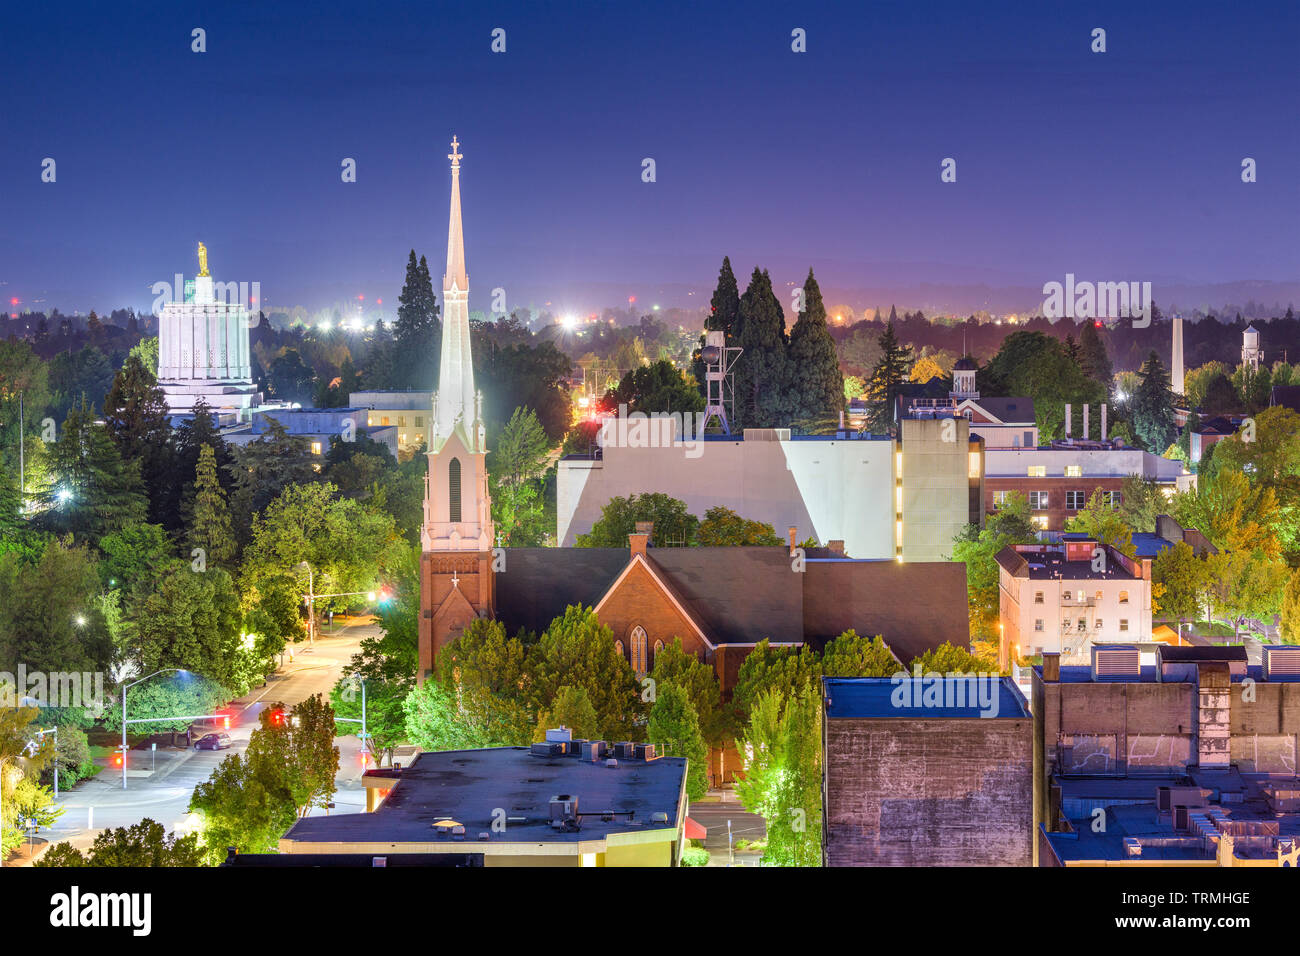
xmin=1041 ymin=273 xmax=1152 ymax=328
xmin=1 ymin=665 xmax=107 ymax=717
xmin=598 ymin=404 xmax=708 ymax=459
xmin=889 ymin=667 xmax=1003 ymax=718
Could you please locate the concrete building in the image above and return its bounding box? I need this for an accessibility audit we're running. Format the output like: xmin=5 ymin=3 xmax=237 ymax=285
xmin=557 ymin=416 xmax=982 ymax=562
xmin=996 ymin=537 xmax=1153 ymax=669
xmin=822 ymin=676 xmax=1033 ymax=866
xmin=348 ymin=389 xmax=434 ymax=453
xmin=277 ymin=730 xmax=690 ymax=866
xmin=224 ymin=406 xmax=399 ymax=460
xmin=156 ymin=243 xmax=260 ymax=415
xmin=1034 ymin=644 xmax=1300 ymax=866
xmin=984 ymin=440 xmax=1188 ymax=531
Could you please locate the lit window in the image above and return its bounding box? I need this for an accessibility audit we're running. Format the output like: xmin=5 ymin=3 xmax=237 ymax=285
xmin=968 ymin=452 xmax=981 ymax=478
xmin=382 ymin=416 xmax=391 ymax=426
xmin=1034 ymin=516 xmax=1049 ymax=529
xmin=1119 ymin=590 xmax=1129 ymax=604
xmin=415 ymin=416 xmax=424 ymax=428
xmin=1065 ymin=465 xmax=1082 ymax=477
xmin=1028 ymin=465 xmax=1046 ymax=478
xmin=993 ymin=491 xmax=1008 ymax=509
xmin=310 ymin=441 xmax=322 ymax=456
xmin=614 ymin=639 xmax=624 ymax=659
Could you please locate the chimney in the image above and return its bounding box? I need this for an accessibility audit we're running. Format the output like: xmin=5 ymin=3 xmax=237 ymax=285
xmin=1101 ymin=403 xmax=1108 ymax=441
xmin=1042 ymin=652 xmax=1060 ymax=682
xmin=628 ymin=532 xmax=648 ymax=558
xmin=827 ymin=539 xmax=846 ymax=556
xmin=635 ymin=521 xmax=653 ymax=541
xmin=1083 ymin=404 xmax=1090 ymax=440
xmin=787 ymin=526 xmax=798 ymax=556
xmin=1064 ymin=403 xmax=1072 ymax=437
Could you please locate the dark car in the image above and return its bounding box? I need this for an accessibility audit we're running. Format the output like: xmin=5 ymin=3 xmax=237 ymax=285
xmin=194 ymin=733 xmax=232 ymax=751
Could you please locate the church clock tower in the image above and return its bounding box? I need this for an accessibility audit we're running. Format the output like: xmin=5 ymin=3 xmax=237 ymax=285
xmin=418 ymin=136 xmax=495 ymax=680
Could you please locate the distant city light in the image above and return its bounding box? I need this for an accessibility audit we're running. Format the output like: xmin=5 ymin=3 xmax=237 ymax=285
xmin=57 ymin=488 xmax=73 ymax=503
xmin=74 ymin=615 xmax=86 ymax=627
xmin=561 ymin=315 xmax=577 ymax=330
xmin=319 ymin=321 xmax=332 ymax=331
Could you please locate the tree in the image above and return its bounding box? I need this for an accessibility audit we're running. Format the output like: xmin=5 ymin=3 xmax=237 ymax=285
xmin=1117 ymin=475 xmax=1166 ymax=533
xmin=1064 ymin=488 xmax=1135 ymax=557
xmin=0 ymin=340 xmax=52 ymax=471
xmin=37 ymin=819 xmax=203 ymax=868
xmin=735 ymin=687 xmax=821 ymax=866
xmin=864 ymin=322 xmax=913 ymax=433
xmin=602 ymin=360 xmax=705 ymax=416
xmin=576 ymin=492 xmax=699 ymax=548
xmin=437 ymin=617 xmax=534 ymax=746
xmin=910 ymin=642 xmax=986 ymax=674
xmin=820 ymin=631 xmax=898 ymax=677
xmin=1185 ymin=361 xmax=1230 ymax=410
xmin=185 ymin=444 xmax=236 ymax=567
xmin=731 ymin=639 xmax=822 ymax=725
xmin=950 ymin=492 xmax=1037 ymax=645
xmin=535 ymin=685 xmax=600 ymax=742
xmin=0 ymin=694 xmax=56 ymax=858
xmin=392 ymin=250 xmax=440 ymax=388
xmin=267 ymin=349 xmax=316 ymax=403
xmin=1281 ymin=566 xmax=1300 ymax=644
xmin=102 ymin=353 xmax=174 ymax=525
xmin=126 ymin=565 xmax=247 ymax=693
xmin=648 ymin=638 xmax=728 ymax=747
xmin=98 ymin=521 xmax=176 ymax=592
xmin=695 ymin=506 xmax=782 ymax=546
xmin=103 ymin=673 xmax=228 ymax=743
xmin=41 ymin=400 xmax=148 ymax=540
xmin=707 ymin=256 xmax=740 ymax=337
xmin=1132 ymin=351 xmax=1176 ymax=453
xmin=1153 ymin=541 xmax=1209 ymax=626
xmin=254 ymin=694 xmax=340 ymax=818
xmin=647 ymin=684 xmax=708 ymax=800
xmin=488 ymin=407 xmax=552 ymax=546
xmin=403 ymin=679 xmax=494 ymax=751
xmin=331 ymin=645 xmax=411 ymax=767
xmin=0 ymin=537 xmax=114 ymax=675
xmin=786 ymin=269 xmax=845 ymax=426
xmin=1077 ymin=320 xmax=1113 ymax=387
xmin=981 ymin=331 xmax=1104 ymax=441
xmin=733 ymin=268 xmax=789 ymax=429
xmin=527 ymin=606 xmax=643 ymax=741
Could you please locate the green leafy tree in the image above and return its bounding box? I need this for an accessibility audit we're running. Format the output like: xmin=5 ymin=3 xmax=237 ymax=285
xmin=102 ymin=354 xmax=175 ymax=525
xmin=42 ymin=400 xmax=148 ymax=540
xmin=1280 ymin=566 xmax=1300 ymax=644
xmin=1077 ymin=320 xmax=1113 ymax=388
xmin=736 ymin=687 xmax=821 ymax=866
xmin=647 ymin=684 xmax=709 ymax=800
xmin=1152 ymin=541 xmax=1209 ymax=626
xmin=437 ymin=617 xmax=534 ymax=745
xmin=648 ymin=638 xmax=728 ymax=747
xmin=38 ymin=819 xmax=204 ymax=868
xmin=731 ymin=639 xmax=822 ymax=725
xmin=820 ymin=631 xmax=898 ymax=677
xmin=695 ymin=506 xmax=782 ymax=546
xmin=102 ymin=674 xmax=228 ymax=743
xmin=225 ymin=419 xmax=319 ymax=538
xmin=949 ymin=491 xmax=1038 ymax=645
xmin=403 ymin=679 xmax=494 ymax=751
xmin=527 ymin=606 xmax=643 ymax=741
xmin=534 ymin=685 xmax=600 ymax=742
xmin=488 ymin=407 xmax=552 ymax=545
xmin=391 ymin=250 xmax=441 ymax=388
xmin=576 ymin=492 xmax=699 ymax=547
xmin=910 ymin=642 xmax=986 ymax=674
xmin=982 ymin=331 xmax=1105 ymax=441
xmin=1117 ymin=475 xmax=1167 ymax=533
xmin=1064 ymin=488 xmax=1135 ymax=557
xmin=603 ymin=360 xmax=705 ymax=417
xmin=98 ymin=521 xmax=176 ymax=591
xmin=126 ymin=565 xmax=247 ymax=692
xmin=331 ymin=644 xmax=412 ymax=767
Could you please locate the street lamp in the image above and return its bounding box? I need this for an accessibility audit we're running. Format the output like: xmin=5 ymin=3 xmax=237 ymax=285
xmin=297 ymin=561 xmax=315 ymax=644
xmin=120 ymin=669 xmax=187 ymax=790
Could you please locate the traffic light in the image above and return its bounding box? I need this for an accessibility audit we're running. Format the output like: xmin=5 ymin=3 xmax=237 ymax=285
xmin=269 ymin=708 xmax=285 ymax=727
xmin=112 ymin=751 xmax=123 ymax=768
xmin=221 ymin=715 xmax=231 ymax=730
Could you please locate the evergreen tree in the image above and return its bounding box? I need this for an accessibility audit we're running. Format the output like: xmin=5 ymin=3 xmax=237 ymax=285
xmin=887 ymin=305 xmax=898 ymax=323
xmin=707 ymin=256 xmax=740 ymax=336
xmin=102 ymin=354 xmax=175 ymax=525
xmin=864 ymin=322 xmax=913 ymax=433
xmin=534 ymin=685 xmax=600 ymax=742
xmin=185 ymin=443 xmax=236 ymax=567
xmin=733 ymin=268 xmax=789 ymax=429
xmin=1132 ymin=350 xmax=1177 ymax=453
xmin=393 ymin=250 xmax=440 ymax=388
xmin=787 ymin=268 xmax=845 ymax=426
xmin=1078 ymin=320 xmax=1112 ymax=387
xmin=42 ymin=400 xmax=148 ymax=539
xmin=225 ymin=419 xmax=318 ymax=541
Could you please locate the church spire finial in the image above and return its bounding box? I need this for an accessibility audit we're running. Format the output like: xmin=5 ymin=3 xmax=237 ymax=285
xmin=448 ymin=135 xmax=462 ymax=169
xmin=432 ymin=135 xmax=476 ymax=451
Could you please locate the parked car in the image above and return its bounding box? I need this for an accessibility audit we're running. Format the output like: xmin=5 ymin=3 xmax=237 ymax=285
xmin=193 ymin=733 xmax=232 ymax=751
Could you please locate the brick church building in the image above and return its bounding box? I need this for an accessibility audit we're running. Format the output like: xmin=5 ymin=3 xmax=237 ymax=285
xmin=417 ymin=137 xmax=968 ymax=781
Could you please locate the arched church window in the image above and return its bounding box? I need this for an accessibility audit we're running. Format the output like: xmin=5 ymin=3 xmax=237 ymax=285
xmin=448 ymin=457 xmax=462 ymax=522
xmin=614 ymin=640 xmax=625 ymax=659
xmin=653 ymin=639 xmax=664 ymax=670
xmin=631 ymin=626 xmax=648 ymax=674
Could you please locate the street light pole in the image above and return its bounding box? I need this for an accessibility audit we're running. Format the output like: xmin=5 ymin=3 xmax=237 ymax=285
xmin=298 ymin=561 xmax=315 ymax=644
xmin=120 ymin=669 xmax=184 ymax=790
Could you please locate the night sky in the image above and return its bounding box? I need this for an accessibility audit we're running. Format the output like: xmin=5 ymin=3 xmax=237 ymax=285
xmin=1 ymin=0 xmax=1296 ymax=317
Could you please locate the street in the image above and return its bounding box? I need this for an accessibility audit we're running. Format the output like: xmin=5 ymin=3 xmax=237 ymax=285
xmin=20 ymin=617 xmax=381 ymax=861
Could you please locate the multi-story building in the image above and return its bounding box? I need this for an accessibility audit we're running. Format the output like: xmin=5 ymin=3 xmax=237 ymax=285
xmin=1034 ymin=644 xmax=1300 ymax=866
xmin=897 ymin=357 xmax=1038 ymax=450
xmin=558 ymin=415 xmax=983 ymax=562
xmin=224 ymin=406 xmax=399 ymax=460
xmin=996 ymin=537 xmax=1153 ymax=669
xmin=985 ymin=440 xmax=1189 ymax=531
xmin=822 ymin=675 xmax=1033 ymax=866
xmin=347 ymin=389 xmax=434 ymax=454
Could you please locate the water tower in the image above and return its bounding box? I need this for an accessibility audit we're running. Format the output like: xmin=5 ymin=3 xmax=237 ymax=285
xmin=701 ymin=330 xmax=742 ymax=435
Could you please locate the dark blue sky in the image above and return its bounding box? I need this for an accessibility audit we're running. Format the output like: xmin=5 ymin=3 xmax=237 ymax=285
xmin=2 ymin=0 xmax=1296 ymax=318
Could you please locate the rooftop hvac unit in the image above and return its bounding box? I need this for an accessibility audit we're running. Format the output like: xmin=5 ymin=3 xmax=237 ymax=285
xmin=581 ymin=740 xmax=607 ymax=762
xmin=1264 ymin=645 xmax=1300 ymax=679
xmin=614 ymin=742 xmax=637 ymax=760
xmin=530 ymin=741 xmax=564 ymax=758
xmin=1092 ymin=644 xmax=1140 ymax=680
xmin=635 ymin=743 xmax=657 ymax=761
xmin=549 ymin=794 xmax=578 ymax=827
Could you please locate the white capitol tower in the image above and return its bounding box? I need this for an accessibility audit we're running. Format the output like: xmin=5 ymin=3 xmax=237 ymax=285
xmin=156 ymin=242 xmax=260 ymax=415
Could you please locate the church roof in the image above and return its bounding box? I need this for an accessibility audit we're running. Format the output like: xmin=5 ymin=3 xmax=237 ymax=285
xmin=495 ymin=546 xmax=966 ymax=657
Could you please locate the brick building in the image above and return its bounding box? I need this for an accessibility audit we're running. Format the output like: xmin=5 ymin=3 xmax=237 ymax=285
xmin=1034 ymin=644 xmax=1300 ymax=866
xmin=822 ymin=676 xmax=1033 ymax=866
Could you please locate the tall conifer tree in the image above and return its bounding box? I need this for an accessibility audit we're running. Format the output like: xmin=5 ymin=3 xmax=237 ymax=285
xmin=787 ymin=268 xmax=845 ymax=427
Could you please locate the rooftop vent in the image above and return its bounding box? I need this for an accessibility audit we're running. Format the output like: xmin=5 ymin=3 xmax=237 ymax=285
xmin=545 ymin=726 xmax=573 ymax=743
xmin=1122 ymin=837 xmax=1142 ymax=858
xmin=549 ymin=794 xmax=579 ymax=830
xmin=1092 ymin=644 xmax=1140 ymax=681
xmin=1264 ymin=645 xmax=1300 ymax=680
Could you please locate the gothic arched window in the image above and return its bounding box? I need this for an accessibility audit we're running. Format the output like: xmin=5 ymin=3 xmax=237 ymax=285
xmin=631 ymin=626 xmax=648 ymax=674
xmin=652 ymin=639 xmax=664 ymax=671
xmin=614 ymin=640 xmax=625 ymax=660
xmin=448 ymin=457 xmax=462 ymax=522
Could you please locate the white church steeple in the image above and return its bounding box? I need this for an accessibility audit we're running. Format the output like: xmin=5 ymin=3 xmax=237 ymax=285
xmin=432 ymin=135 xmax=481 ymax=454
xmin=422 ymin=136 xmax=492 ymax=554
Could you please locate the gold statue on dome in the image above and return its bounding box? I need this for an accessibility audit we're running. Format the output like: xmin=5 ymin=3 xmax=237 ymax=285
xmin=197 ymin=242 xmax=210 ymax=277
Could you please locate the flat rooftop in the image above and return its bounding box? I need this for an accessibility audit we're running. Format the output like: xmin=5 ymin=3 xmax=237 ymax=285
xmin=281 ymin=746 xmax=686 ymax=848
xmin=823 ymin=676 xmax=1029 ymax=720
